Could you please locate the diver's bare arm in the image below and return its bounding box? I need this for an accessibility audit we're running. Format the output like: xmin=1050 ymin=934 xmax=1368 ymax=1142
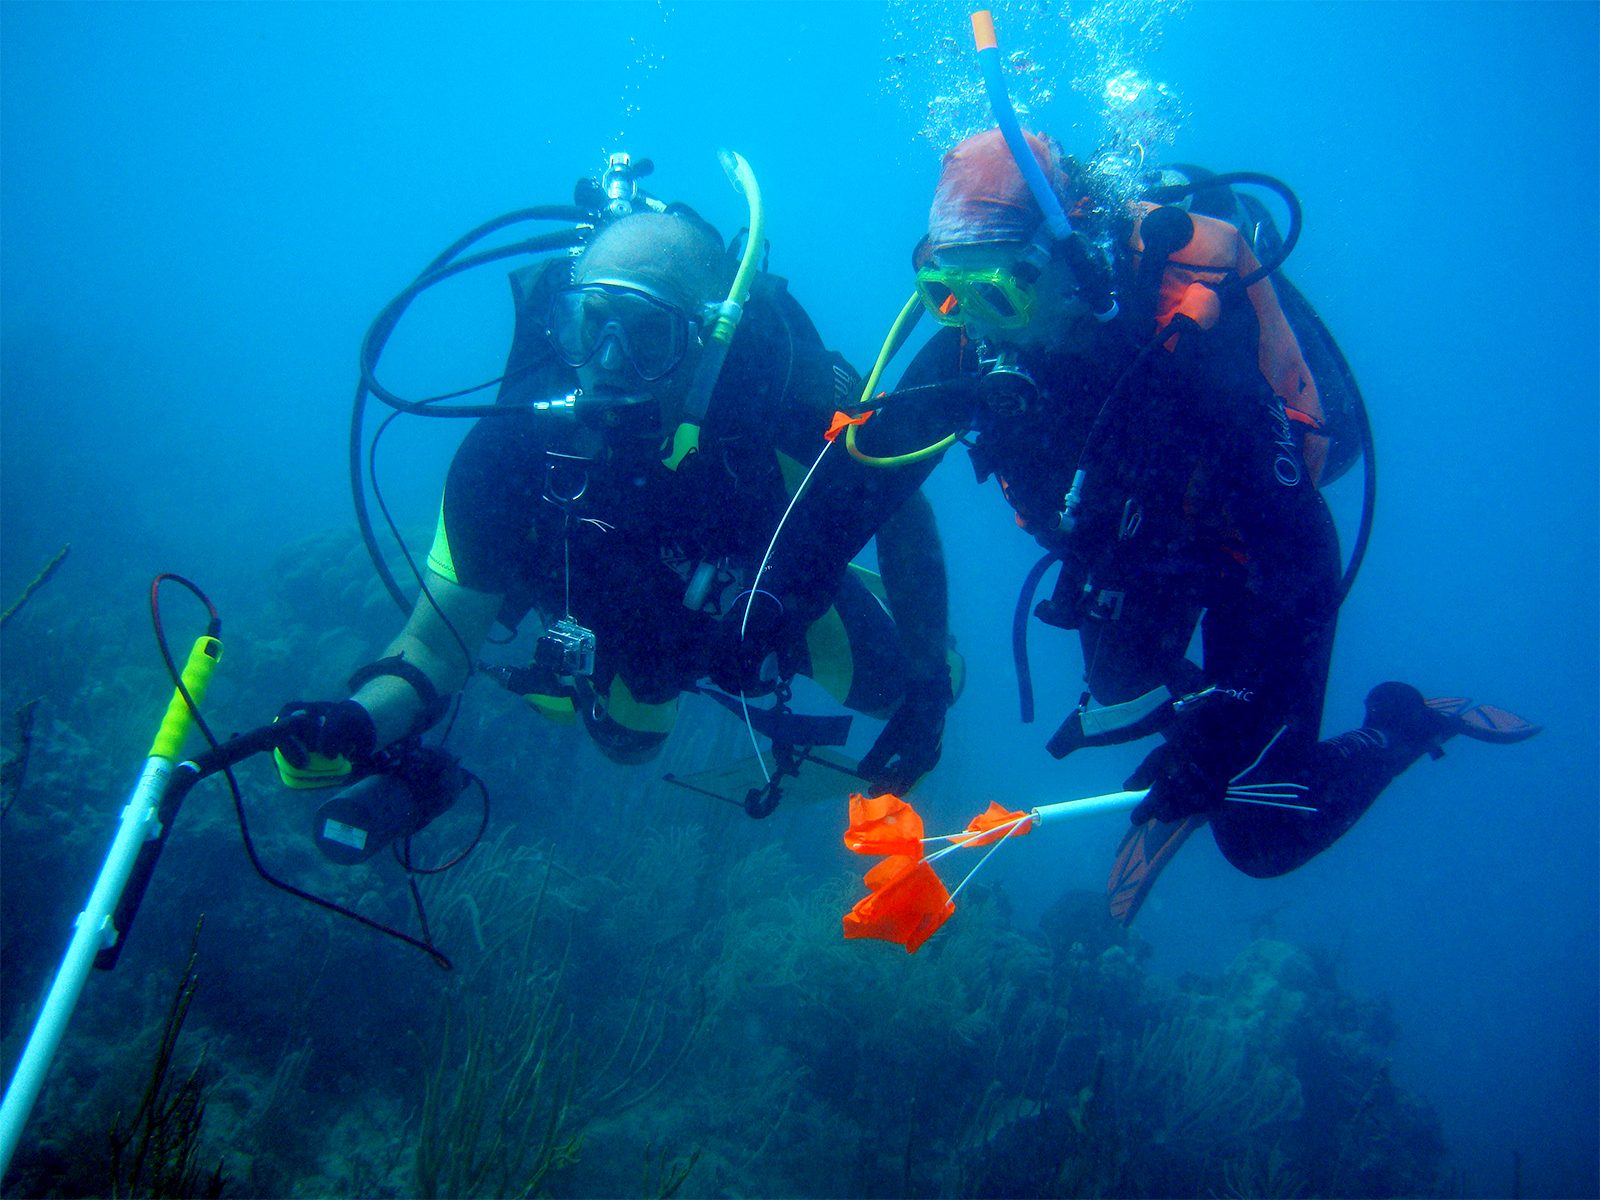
xmin=875 ymin=488 xmax=950 ymax=681
xmin=353 ymin=572 xmax=503 ymax=747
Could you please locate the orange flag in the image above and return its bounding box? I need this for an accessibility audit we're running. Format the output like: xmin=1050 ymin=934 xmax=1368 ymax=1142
xmin=842 ymin=855 xmax=953 ymax=953
xmin=824 ymin=409 xmax=873 ymax=442
xmin=955 ymin=801 xmax=1034 ymax=847
xmin=844 ymin=792 xmax=925 ymax=859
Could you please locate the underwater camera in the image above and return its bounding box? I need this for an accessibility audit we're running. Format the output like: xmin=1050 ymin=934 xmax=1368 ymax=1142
xmin=534 ymin=614 xmax=596 ymax=679
xmin=314 ymin=745 xmax=467 ymax=865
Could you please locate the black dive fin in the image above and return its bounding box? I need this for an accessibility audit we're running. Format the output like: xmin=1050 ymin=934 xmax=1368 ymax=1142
xmin=1425 ymin=697 xmax=1543 ymax=745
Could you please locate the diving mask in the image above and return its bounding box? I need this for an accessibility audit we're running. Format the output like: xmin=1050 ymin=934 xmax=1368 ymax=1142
xmin=914 ymin=261 xmax=1038 ymax=330
xmin=546 ymin=282 xmax=703 ymax=382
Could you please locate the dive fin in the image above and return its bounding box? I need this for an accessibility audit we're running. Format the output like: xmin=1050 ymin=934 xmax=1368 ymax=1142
xmin=1106 ymin=813 xmax=1208 ymax=926
xmin=1425 ymin=697 xmax=1543 ymax=744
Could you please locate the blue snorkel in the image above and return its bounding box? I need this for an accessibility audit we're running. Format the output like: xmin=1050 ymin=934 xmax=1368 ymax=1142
xmin=970 ymin=11 xmax=1118 ymax=321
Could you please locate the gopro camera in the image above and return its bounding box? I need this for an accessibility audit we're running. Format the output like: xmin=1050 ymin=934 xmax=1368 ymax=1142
xmin=534 ymin=615 xmax=596 ymax=679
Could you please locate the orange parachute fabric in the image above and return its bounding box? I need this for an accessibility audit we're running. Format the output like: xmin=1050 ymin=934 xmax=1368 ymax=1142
xmin=842 ymin=855 xmax=953 ymax=953
xmin=844 ymin=792 xmax=924 ymax=859
xmin=824 ymin=409 xmax=873 ymax=442
xmin=955 ymin=801 xmax=1034 ymax=847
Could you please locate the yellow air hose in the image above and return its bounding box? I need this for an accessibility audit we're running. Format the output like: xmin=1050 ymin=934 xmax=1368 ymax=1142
xmin=846 ymin=293 xmax=964 ymax=467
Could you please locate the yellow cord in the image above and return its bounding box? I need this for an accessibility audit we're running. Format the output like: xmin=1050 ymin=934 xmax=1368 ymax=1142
xmin=845 ymin=292 xmax=965 ymax=467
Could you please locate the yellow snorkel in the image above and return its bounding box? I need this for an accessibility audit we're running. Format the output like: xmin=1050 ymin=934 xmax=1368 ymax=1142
xmin=844 ymin=295 xmax=966 ymax=467
xmin=663 ymin=149 xmax=766 ymax=470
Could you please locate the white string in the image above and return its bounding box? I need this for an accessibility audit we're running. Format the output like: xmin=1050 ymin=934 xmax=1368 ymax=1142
xmin=1229 ymin=724 xmax=1289 ymax=784
xmin=741 ymin=440 xmax=833 ymax=638
xmin=1228 ymin=793 xmax=1318 ymax=812
xmin=922 ymin=813 xmax=1034 ymax=846
xmin=739 ymin=691 xmax=772 ymax=784
xmin=947 ymin=818 xmax=1029 ymax=904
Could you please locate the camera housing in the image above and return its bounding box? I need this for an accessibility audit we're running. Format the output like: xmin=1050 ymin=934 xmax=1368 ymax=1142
xmin=533 ymin=615 xmax=596 ymax=679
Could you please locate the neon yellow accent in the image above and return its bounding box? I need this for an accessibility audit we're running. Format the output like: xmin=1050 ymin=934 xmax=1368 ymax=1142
xmin=846 ymin=293 xmax=965 ymax=468
xmin=604 ymin=675 xmax=679 ymax=734
xmin=717 ymin=150 xmax=766 ymax=344
xmin=662 ymin=422 xmax=700 ymax=471
xmin=274 ymin=747 xmax=352 ymax=789
xmin=147 ymin=636 xmax=222 ymax=761
xmin=426 ymin=503 xmax=459 ymax=584
xmin=776 ymin=451 xmax=808 ymax=497
xmin=947 ymin=645 xmax=967 ymax=703
xmin=524 ymin=692 xmax=578 ymax=726
xmin=915 ymin=262 xmax=1038 ymax=329
xmin=860 ymin=294 xmax=923 ymax=408
xmin=848 ymin=563 xmax=890 ymax=610
xmin=846 ymin=423 xmax=960 ymax=467
xmin=805 ymin=604 xmax=854 ymax=706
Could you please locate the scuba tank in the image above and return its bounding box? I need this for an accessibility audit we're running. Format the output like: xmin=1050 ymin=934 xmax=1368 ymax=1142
xmin=1156 ymin=163 xmax=1369 ymax=486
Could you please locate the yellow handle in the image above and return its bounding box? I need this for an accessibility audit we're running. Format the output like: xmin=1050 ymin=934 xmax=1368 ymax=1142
xmin=148 ymin=636 xmax=222 ymax=761
xmin=274 ymin=747 xmax=353 ymax=789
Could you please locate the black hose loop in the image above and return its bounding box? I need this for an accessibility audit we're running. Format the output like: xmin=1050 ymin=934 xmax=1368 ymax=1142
xmin=1144 ymin=170 xmax=1301 ymax=285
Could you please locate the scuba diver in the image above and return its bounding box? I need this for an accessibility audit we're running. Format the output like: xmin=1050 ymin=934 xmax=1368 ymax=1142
xmin=851 ymin=121 xmax=1540 ymax=921
xmin=272 ymin=155 xmax=957 ymax=825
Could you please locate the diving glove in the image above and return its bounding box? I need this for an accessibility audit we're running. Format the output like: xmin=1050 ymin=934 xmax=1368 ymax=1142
xmin=709 ymin=591 xmax=795 ymax=697
xmin=858 ymin=669 xmax=954 ymax=798
xmin=1126 ymin=738 xmax=1229 ymax=825
xmin=272 ymin=699 xmax=377 ymax=788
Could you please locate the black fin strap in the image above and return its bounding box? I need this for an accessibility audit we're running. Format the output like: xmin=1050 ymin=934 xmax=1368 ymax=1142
xmin=348 ymin=655 xmax=450 ymax=735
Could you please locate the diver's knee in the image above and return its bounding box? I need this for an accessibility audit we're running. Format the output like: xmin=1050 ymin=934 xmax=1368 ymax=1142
xmin=580 ymin=707 xmax=670 ymax=766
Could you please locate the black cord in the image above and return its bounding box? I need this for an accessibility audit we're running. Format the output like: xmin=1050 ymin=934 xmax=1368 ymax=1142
xmin=1013 ymin=551 xmax=1061 ymax=724
xmin=148 ymin=576 xmax=453 ymax=970
xmin=1334 ymin=390 xmax=1377 ymax=606
xmin=352 ymin=216 xmax=591 ymax=615
xmin=1144 ymin=171 xmax=1302 ymax=286
xmin=367 ymin=409 xmax=476 ymax=671
xmin=395 ymin=770 xmax=490 ymax=876
xmin=359 ymin=228 xmax=589 ymax=418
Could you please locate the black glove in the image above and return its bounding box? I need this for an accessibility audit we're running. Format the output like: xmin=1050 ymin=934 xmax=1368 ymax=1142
xmin=709 ymin=590 xmax=795 ymax=697
xmin=858 ymin=670 xmax=953 ymax=797
xmin=1126 ymin=737 xmax=1229 ymax=825
xmin=272 ymin=699 xmax=378 ymax=770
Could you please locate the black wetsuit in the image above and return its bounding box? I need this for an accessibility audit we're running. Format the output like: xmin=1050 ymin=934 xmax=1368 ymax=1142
xmin=429 ymin=261 xmax=930 ymax=757
xmin=893 ymin=305 xmax=1409 ymax=878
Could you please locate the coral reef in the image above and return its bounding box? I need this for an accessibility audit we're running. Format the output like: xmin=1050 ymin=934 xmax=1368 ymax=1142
xmin=1 ymin=530 xmax=1459 ymax=1199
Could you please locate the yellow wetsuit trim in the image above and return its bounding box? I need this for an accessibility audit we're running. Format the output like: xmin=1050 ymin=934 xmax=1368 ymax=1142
xmin=524 ymin=692 xmax=577 ymax=726
xmin=776 ymin=450 xmax=808 ymax=497
xmin=805 ymin=604 xmax=854 ymax=706
xmin=426 ymin=503 xmax=459 ymax=584
xmin=604 ymin=675 xmax=680 ymax=734
xmin=848 ymin=563 xmax=891 ymax=611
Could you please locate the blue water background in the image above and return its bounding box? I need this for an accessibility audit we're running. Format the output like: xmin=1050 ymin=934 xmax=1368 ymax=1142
xmin=3 ymin=2 xmax=1595 ymax=1194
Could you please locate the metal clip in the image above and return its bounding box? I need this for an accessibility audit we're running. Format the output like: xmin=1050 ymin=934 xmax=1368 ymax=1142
xmin=1091 ymin=589 xmax=1125 ymax=622
xmin=1173 ymin=685 xmax=1217 ymax=714
xmin=1118 ymin=498 xmax=1143 ymax=540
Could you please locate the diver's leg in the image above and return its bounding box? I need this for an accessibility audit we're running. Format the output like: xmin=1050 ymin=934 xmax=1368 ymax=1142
xmin=1076 ymin=578 xmax=1204 ymax=705
xmin=580 ymin=672 xmax=680 ymax=765
xmin=800 ymin=566 xmax=911 ymax=718
xmin=1211 ymin=683 xmax=1461 ymax=878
